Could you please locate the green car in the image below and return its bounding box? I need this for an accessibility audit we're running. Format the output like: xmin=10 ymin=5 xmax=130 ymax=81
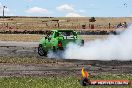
xmin=38 ymin=29 xmax=84 ymax=56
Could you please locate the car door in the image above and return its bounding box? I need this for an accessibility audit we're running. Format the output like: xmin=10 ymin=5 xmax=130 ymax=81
xmin=45 ymin=36 xmax=52 ymax=49
xmin=45 ymin=31 xmax=55 ymax=49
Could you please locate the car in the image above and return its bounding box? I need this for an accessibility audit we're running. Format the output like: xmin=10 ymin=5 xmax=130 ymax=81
xmin=38 ymin=29 xmax=84 ymax=56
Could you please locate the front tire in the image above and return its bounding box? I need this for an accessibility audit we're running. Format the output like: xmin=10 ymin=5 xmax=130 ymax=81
xmin=38 ymin=45 xmax=47 ymax=56
xmin=81 ymin=40 xmax=84 ymax=46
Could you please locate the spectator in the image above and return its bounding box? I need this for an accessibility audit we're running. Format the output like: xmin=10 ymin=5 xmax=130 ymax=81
xmin=117 ymin=23 xmax=122 ymax=28
xmin=122 ymin=22 xmax=127 ymax=28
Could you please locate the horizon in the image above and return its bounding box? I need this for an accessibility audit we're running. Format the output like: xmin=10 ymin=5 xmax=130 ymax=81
xmin=0 ymin=16 xmax=132 ymax=18
xmin=0 ymin=0 xmax=132 ymax=17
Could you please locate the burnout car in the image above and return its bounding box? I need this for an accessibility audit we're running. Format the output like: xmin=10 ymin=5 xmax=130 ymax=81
xmin=38 ymin=29 xmax=84 ymax=56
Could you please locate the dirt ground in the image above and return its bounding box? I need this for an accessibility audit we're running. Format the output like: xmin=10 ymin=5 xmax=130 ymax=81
xmin=0 ymin=34 xmax=108 ymax=42
xmin=0 ymin=56 xmax=132 ymax=77
xmin=0 ymin=40 xmax=132 ymax=77
xmin=0 ymin=43 xmax=132 ymax=77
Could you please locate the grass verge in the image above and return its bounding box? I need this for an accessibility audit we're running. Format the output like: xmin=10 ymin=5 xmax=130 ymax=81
xmin=0 ymin=56 xmax=58 ymax=64
xmin=0 ymin=74 xmax=131 ymax=88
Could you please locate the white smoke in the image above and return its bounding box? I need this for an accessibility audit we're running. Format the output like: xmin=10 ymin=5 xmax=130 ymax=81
xmin=48 ymin=51 xmax=64 ymax=59
xmin=63 ymin=26 xmax=132 ymax=60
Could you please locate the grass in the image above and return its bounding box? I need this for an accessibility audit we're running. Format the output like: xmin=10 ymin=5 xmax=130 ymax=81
xmin=0 ymin=56 xmax=73 ymax=67
xmin=0 ymin=57 xmax=131 ymax=88
xmin=0 ymin=56 xmax=131 ymax=88
xmin=0 ymin=17 xmax=132 ymax=31
xmin=0 ymin=34 xmax=108 ymax=42
xmin=0 ymin=34 xmax=42 ymax=42
xmin=0 ymin=74 xmax=131 ymax=88
xmin=0 ymin=56 xmax=58 ymax=64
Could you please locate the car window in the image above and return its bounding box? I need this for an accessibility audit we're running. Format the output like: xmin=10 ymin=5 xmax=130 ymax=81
xmin=58 ymin=31 xmax=76 ymax=39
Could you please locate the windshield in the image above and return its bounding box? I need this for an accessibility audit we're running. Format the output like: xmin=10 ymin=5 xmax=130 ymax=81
xmin=55 ymin=31 xmax=77 ymax=39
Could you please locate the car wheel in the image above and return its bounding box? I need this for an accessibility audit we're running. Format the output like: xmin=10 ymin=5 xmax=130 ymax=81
xmin=53 ymin=46 xmax=56 ymax=52
xmin=81 ymin=40 xmax=84 ymax=46
xmin=38 ymin=45 xmax=47 ymax=56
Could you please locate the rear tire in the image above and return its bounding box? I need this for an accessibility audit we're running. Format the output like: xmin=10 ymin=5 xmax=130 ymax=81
xmin=53 ymin=46 xmax=56 ymax=52
xmin=81 ymin=40 xmax=84 ymax=46
xmin=38 ymin=44 xmax=47 ymax=56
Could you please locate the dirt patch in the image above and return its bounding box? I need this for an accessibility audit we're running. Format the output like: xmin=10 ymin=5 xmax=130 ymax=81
xmin=0 ymin=57 xmax=132 ymax=77
xmin=0 ymin=40 xmax=132 ymax=77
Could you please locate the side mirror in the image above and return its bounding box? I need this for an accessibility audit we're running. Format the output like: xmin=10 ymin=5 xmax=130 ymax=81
xmin=73 ymin=32 xmax=77 ymax=36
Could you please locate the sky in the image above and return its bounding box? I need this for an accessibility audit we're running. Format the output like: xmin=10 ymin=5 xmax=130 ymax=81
xmin=0 ymin=0 xmax=132 ymax=17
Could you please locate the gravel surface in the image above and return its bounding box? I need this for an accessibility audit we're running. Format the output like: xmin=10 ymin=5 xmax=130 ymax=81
xmin=0 ymin=41 xmax=132 ymax=77
xmin=0 ymin=41 xmax=38 ymax=57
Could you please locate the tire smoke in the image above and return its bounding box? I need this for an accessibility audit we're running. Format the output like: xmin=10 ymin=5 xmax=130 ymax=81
xmin=63 ymin=26 xmax=132 ymax=60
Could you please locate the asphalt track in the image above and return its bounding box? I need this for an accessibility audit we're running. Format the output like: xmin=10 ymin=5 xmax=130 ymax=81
xmin=0 ymin=41 xmax=39 ymax=57
xmin=0 ymin=41 xmax=132 ymax=77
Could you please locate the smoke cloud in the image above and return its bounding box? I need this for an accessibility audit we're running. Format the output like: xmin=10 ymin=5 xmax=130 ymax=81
xmin=63 ymin=26 xmax=132 ymax=60
xmin=48 ymin=26 xmax=132 ymax=60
